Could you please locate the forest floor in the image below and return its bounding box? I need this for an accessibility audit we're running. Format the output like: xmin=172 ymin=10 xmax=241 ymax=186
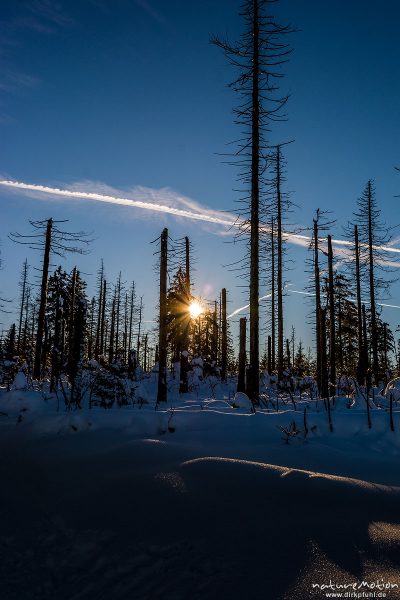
xmin=1 ymin=375 xmax=400 ymax=599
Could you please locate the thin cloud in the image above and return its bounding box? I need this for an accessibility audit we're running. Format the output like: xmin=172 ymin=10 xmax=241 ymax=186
xmin=0 ymin=178 xmax=400 ymax=262
xmin=134 ymin=0 xmax=170 ymax=27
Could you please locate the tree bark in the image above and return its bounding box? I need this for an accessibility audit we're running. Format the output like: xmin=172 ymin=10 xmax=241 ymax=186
xmin=237 ymin=317 xmax=246 ymax=392
xmin=248 ymin=0 xmax=260 ymax=402
xmin=354 ymin=225 xmax=364 ymax=382
xmin=313 ymin=219 xmax=322 ymax=393
xmin=327 ymin=235 xmax=336 ymax=396
xmin=221 ymin=288 xmax=227 ymax=382
xmin=271 ymin=218 xmax=276 ymax=372
xmin=157 ymin=228 xmax=168 ymax=403
xmin=367 ymin=181 xmax=379 ymax=376
xmin=276 ymin=146 xmax=284 ymax=379
xmin=17 ymin=259 xmax=28 ymax=355
xmin=34 ymin=218 xmax=53 ymax=378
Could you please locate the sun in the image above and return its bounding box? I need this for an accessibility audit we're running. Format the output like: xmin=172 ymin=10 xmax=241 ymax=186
xmin=188 ymin=300 xmax=203 ymax=319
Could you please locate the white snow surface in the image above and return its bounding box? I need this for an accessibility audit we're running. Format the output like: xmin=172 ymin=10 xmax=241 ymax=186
xmin=1 ymin=374 xmax=400 ymax=599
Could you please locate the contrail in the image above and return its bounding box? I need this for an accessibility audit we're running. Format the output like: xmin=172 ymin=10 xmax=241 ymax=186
xmin=0 ymin=179 xmax=235 ymax=228
xmin=228 ymin=293 xmax=272 ymax=319
xmin=228 ymin=288 xmax=400 ymax=318
xmin=1 ymin=179 xmax=400 ymax=257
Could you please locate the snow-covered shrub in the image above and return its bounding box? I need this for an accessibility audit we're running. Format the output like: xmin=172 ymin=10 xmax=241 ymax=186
xmin=384 ymin=378 xmax=400 ymax=403
xmin=232 ymin=392 xmax=253 ymax=411
xmin=89 ymin=362 xmax=133 ymax=408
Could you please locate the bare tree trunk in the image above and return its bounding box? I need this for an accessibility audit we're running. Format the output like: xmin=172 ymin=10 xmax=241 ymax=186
xmin=212 ymin=301 xmax=218 ymax=363
xmin=271 ymin=218 xmax=276 ymax=372
xmin=337 ymin=293 xmax=344 ymax=373
xmin=143 ymin=333 xmax=148 ymax=372
xmin=22 ymin=287 xmax=31 ymax=351
xmin=276 ymin=146 xmax=284 ymax=379
xmin=362 ymin=303 xmax=369 ymax=375
xmin=109 ymin=296 xmax=116 ymax=364
xmin=367 ymin=181 xmax=379 ymax=376
xmin=179 ymin=236 xmax=191 ymax=393
xmin=321 ymin=305 xmax=333 ymax=432
xmin=354 ymin=225 xmax=364 ymax=382
xmin=185 ymin=236 xmax=190 ymax=288
xmin=68 ymin=267 xmax=77 ymax=372
xmin=248 ymin=0 xmax=260 ymax=402
xmin=221 ymin=288 xmax=227 ymax=382
xmin=157 ymin=228 xmax=168 ymax=403
xmin=128 ymin=282 xmax=135 ymax=354
xmin=286 ymin=339 xmax=291 ymax=369
xmin=327 ymin=235 xmax=336 ymax=396
xmin=100 ymin=280 xmax=107 ymax=356
xmin=115 ymin=272 xmax=122 ymax=358
xmin=320 ymin=306 xmax=330 ymax=410
xmin=17 ymin=259 xmax=28 ymax=355
xmin=313 ymin=220 xmax=322 ymax=393
xmin=137 ymin=296 xmax=143 ymax=357
xmin=123 ymin=293 xmax=128 ymax=363
xmin=267 ymin=335 xmax=272 ymax=375
xmin=94 ymin=261 xmax=104 ymax=360
xmin=31 ymin=304 xmax=36 ymax=344
xmin=34 ymin=218 xmax=53 ymax=378
xmin=50 ymin=294 xmax=63 ymax=392
xmin=237 ymin=317 xmax=246 ymax=392
xmin=88 ymin=297 xmax=95 ymax=359
xmin=383 ymin=322 xmax=388 ymax=371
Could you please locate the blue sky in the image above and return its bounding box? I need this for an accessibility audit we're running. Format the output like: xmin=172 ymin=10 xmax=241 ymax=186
xmin=0 ymin=0 xmax=399 ymax=351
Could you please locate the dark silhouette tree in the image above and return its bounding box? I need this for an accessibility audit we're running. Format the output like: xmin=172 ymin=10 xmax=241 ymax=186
xmin=157 ymin=228 xmax=168 ymax=403
xmin=17 ymin=259 xmax=29 ymax=355
xmin=9 ymin=219 xmax=91 ymax=378
xmin=212 ymin=0 xmax=293 ymax=402
xmin=351 ymin=181 xmax=396 ymax=378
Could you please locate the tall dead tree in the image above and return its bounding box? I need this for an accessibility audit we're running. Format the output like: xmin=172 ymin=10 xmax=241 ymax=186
xmin=94 ymin=260 xmax=104 ymax=360
xmin=270 ymin=218 xmax=276 ymax=372
xmin=267 ymin=335 xmax=272 ymax=374
xmin=108 ymin=294 xmax=116 ymax=364
xmin=237 ymin=317 xmax=247 ymax=392
xmin=128 ymin=281 xmax=136 ymax=353
xmin=327 ymin=235 xmax=336 ymax=395
xmin=9 ymin=219 xmax=90 ymax=378
xmin=354 ymin=225 xmax=365 ymax=382
xmin=212 ymin=300 xmax=218 ymax=364
xmin=366 ymin=181 xmax=378 ymax=375
xmin=212 ymin=0 xmax=292 ymax=402
xmin=157 ymin=228 xmax=168 ymax=403
xmin=34 ymin=218 xmax=52 ymax=378
xmin=179 ymin=236 xmax=192 ymax=393
xmin=17 ymin=259 xmax=29 ymax=354
xmin=313 ymin=217 xmax=322 ymax=391
xmin=68 ymin=267 xmax=77 ymax=371
xmin=221 ymin=288 xmax=227 ymax=382
xmin=275 ymin=145 xmax=285 ymax=378
xmin=137 ymin=296 xmax=143 ymax=357
xmin=307 ymin=209 xmax=334 ymax=394
xmin=100 ymin=279 xmax=107 ymax=356
xmin=352 ymin=180 xmax=396 ymax=378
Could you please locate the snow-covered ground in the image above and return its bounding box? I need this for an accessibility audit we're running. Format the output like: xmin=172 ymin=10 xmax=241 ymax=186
xmin=1 ymin=373 xmax=400 ymax=599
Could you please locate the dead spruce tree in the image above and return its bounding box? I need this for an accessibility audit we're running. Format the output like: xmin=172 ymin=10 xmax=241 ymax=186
xmin=306 ymin=209 xmax=334 ymax=394
xmin=170 ymin=236 xmax=193 ymax=392
xmin=9 ymin=219 xmax=91 ymax=379
xmin=271 ymin=144 xmax=293 ymax=379
xmin=157 ymin=228 xmax=168 ymax=403
xmin=350 ymin=180 xmax=396 ymax=379
xmin=94 ymin=260 xmax=105 ymax=360
xmin=17 ymin=259 xmax=29 ymax=355
xmin=212 ymin=0 xmax=292 ymax=402
xmin=327 ymin=235 xmax=336 ymax=396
